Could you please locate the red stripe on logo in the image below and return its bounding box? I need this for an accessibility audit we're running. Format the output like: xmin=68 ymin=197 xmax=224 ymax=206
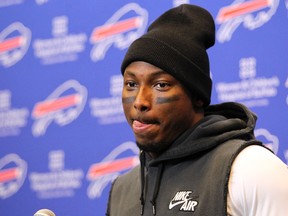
xmin=88 ymin=156 xmax=138 ymax=179
xmin=32 ymin=94 xmax=80 ymax=118
xmin=91 ymin=17 xmax=141 ymax=42
xmin=0 ymin=168 xmax=19 ymax=183
xmin=217 ymin=0 xmax=269 ymax=23
xmin=0 ymin=36 xmax=23 ymax=53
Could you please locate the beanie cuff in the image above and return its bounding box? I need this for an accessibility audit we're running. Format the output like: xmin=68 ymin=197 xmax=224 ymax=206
xmin=121 ymin=37 xmax=212 ymax=106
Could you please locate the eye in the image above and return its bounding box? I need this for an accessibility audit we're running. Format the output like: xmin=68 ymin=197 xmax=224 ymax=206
xmin=125 ymin=80 xmax=137 ymax=89
xmin=154 ymin=82 xmax=171 ymax=90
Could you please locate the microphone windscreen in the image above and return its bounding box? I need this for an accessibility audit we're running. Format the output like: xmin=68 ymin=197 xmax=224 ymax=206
xmin=34 ymin=209 xmax=56 ymax=216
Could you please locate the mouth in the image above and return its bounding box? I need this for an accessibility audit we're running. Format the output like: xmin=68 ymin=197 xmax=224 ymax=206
xmin=132 ymin=118 xmax=158 ymax=134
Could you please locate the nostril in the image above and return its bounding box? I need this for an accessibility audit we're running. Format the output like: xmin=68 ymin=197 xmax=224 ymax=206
xmin=140 ymin=105 xmax=148 ymax=112
xmin=134 ymin=103 xmax=149 ymax=112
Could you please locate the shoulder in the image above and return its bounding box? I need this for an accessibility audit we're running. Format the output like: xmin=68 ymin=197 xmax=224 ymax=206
xmin=228 ymin=145 xmax=288 ymax=215
xmin=231 ymin=145 xmax=287 ymax=179
xmin=112 ymin=165 xmax=140 ymax=193
xmin=107 ymin=165 xmax=141 ymax=215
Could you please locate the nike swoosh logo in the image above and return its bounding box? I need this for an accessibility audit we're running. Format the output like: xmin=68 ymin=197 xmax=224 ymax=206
xmin=169 ymin=198 xmax=192 ymax=209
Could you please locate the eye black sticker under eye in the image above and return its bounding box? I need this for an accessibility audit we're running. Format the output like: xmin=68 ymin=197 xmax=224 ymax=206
xmin=122 ymin=96 xmax=135 ymax=104
xmin=156 ymin=95 xmax=180 ymax=104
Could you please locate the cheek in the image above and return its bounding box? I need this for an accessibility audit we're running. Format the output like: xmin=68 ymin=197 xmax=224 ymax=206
xmin=159 ymin=96 xmax=191 ymax=115
xmin=161 ymin=106 xmax=176 ymax=116
xmin=122 ymin=102 xmax=131 ymax=115
xmin=160 ymin=100 xmax=193 ymax=126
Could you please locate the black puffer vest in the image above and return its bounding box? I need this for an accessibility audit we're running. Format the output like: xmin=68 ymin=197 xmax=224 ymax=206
xmin=107 ymin=139 xmax=262 ymax=216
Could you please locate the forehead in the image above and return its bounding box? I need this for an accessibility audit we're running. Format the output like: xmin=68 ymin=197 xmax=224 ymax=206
xmin=123 ymin=61 xmax=174 ymax=79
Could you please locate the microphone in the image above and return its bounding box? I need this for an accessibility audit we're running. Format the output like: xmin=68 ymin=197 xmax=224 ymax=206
xmin=34 ymin=209 xmax=56 ymax=216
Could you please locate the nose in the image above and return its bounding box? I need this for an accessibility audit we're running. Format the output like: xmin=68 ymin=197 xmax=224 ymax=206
xmin=133 ymin=87 xmax=151 ymax=112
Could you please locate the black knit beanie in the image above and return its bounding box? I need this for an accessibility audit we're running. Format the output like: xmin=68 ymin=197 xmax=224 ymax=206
xmin=121 ymin=4 xmax=215 ymax=107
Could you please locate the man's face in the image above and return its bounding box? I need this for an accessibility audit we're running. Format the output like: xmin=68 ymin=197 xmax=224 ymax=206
xmin=122 ymin=61 xmax=203 ymax=157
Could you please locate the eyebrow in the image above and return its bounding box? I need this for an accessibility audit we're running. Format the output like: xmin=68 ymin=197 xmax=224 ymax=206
xmin=123 ymin=71 xmax=136 ymax=77
xmin=150 ymin=70 xmax=169 ymax=78
xmin=124 ymin=70 xmax=168 ymax=78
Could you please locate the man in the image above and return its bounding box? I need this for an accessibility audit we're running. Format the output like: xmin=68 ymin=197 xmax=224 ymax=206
xmin=106 ymin=4 xmax=288 ymax=216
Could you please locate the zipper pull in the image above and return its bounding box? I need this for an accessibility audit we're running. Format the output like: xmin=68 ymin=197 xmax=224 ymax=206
xmin=152 ymin=204 xmax=156 ymax=215
xmin=140 ymin=204 xmax=144 ymax=215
